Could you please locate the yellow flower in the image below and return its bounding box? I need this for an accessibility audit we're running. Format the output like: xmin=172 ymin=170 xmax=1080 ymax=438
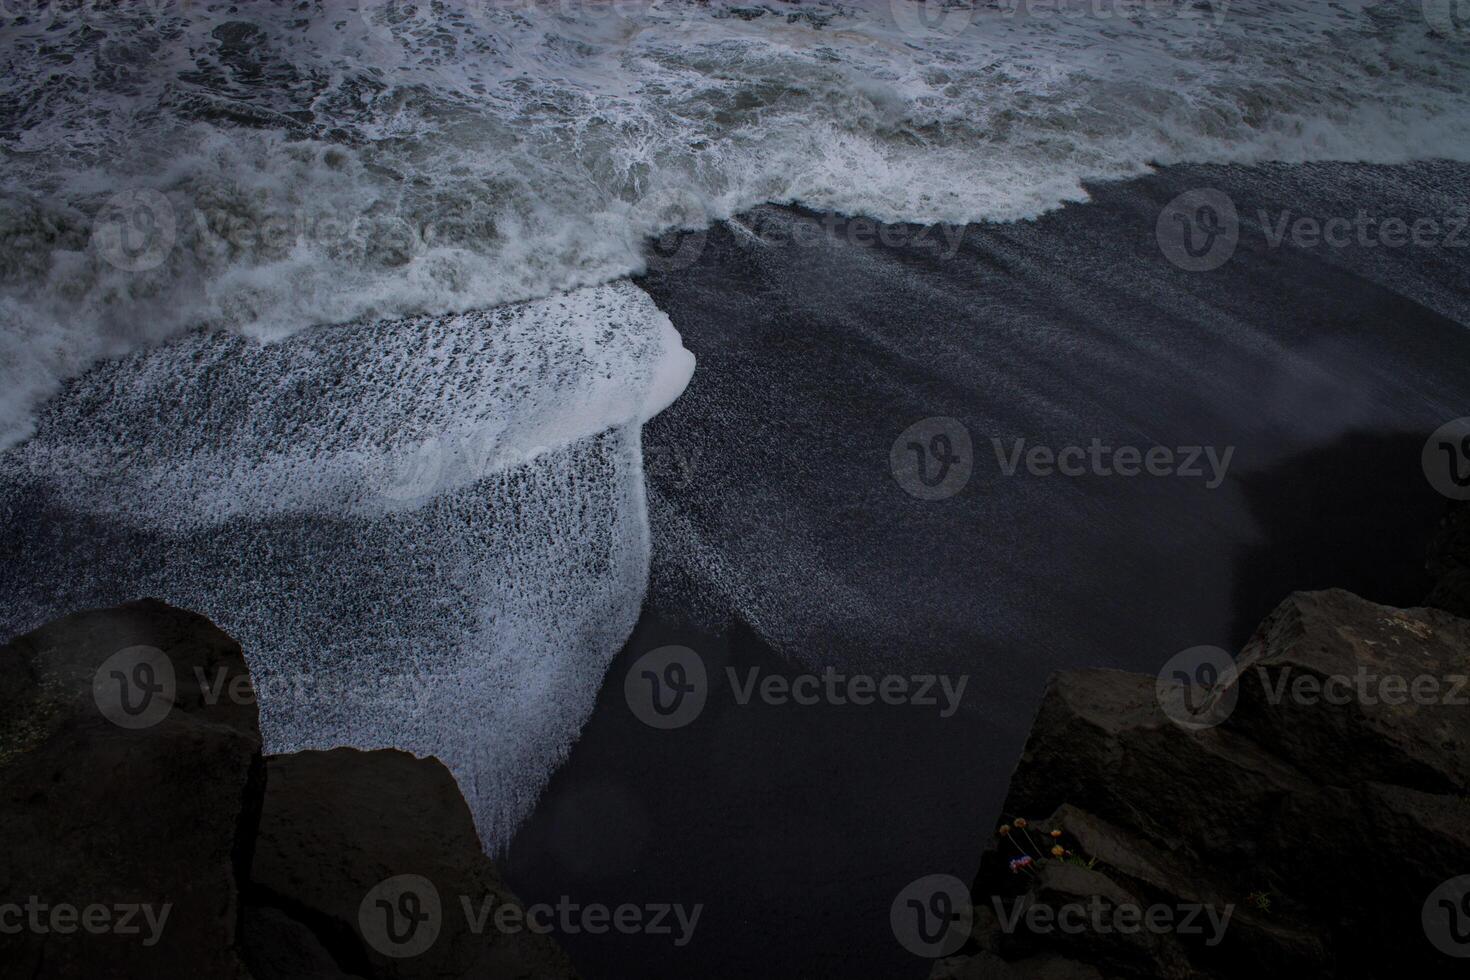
xmin=1014 ymin=818 xmax=1028 ymax=828
xmin=998 ymin=826 xmax=1010 ymax=836
xmin=1050 ymin=830 xmax=1062 ymax=838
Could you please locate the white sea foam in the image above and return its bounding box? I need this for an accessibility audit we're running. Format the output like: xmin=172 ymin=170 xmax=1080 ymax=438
xmin=0 ymin=281 xmax=692 ymax=843
xmin=3 ymin=1 xmax=1469 ymax=447
xmin=9 ymin=280 xmax=693 ymax=524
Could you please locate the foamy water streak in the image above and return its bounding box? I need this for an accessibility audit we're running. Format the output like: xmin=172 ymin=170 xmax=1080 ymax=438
xmin=2 ymin=0 xmax=1469 ymax=446
xmin=0 ymin=281 xmax=694 ymax=844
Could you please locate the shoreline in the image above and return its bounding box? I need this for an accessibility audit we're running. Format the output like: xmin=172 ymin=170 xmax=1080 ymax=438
xmin=506 ymin=160 xmax=1470 ymax=977
xmin=2 ymin=158 xmax=1467 ymax=977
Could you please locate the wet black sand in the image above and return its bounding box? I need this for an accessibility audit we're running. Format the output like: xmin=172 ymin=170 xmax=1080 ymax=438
xmin=505 ymin=162 xmax=1470 ymax=978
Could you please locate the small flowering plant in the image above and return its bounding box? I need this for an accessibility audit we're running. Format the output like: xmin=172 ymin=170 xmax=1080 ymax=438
xmin=996 ymin=817 xmax=1095 ymax=874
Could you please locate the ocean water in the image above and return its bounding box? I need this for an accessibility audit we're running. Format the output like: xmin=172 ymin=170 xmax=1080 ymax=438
xmin=0 ymin=281 xmax=692 ymax=841
xmin=2 ymin=0 xmax=1469 ymax=845
xmin=3 ymin=0 xmax=1469 ymax=449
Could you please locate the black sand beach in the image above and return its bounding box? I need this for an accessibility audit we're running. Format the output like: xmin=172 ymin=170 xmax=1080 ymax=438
xmin=504 ymin=161 xmax=1470 ymax=978
xmin=7 ymin=4 xmax=1470 ymax=977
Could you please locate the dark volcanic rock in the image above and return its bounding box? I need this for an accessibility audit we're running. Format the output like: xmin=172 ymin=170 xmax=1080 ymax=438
xmin=0 ymin=599 xmax=264 ymax=978
xmin=939 ymin=589 xmax=1470 ymax=980
xmin=1427 ymin=500 xmax=1470 ymax=619
xmin=0 ymin=601 xmax=575 ymax=980
xmin=244 ymin=747 xmax=577 ymax=980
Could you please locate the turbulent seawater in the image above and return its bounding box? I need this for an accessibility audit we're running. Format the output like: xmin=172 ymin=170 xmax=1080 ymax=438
xmin=0 ymin=281 xmax=692 ymax=842
xmin=3 ymin=0 xmax=1469 ymax=447
xmin=2 ymin=0 xmax=1469 ymax=844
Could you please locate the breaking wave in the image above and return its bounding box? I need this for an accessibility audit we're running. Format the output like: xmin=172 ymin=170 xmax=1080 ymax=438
xmin=2 ymin=0 xmax=1468 ymax=446
xmin=0 ymin=282 xmax=693 ymax=842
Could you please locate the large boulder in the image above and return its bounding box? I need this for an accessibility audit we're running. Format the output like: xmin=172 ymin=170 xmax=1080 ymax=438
xmin=1427 ymin=499 xmax=1470 ymax=618
xmin=941 ymin=589 xmax=1470 ymax=979
xmin=0 ymin=601 xmax=577 ymax=979
xmin=0 ymin=599 xmax=264 ymax=978
xmin=244 ymin=747 xmax=577 ymax=979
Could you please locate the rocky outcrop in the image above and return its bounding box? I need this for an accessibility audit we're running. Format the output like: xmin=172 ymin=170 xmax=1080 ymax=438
xmin=0 ymin=599 xmax=263 ymax=978
xmin=1427 ymin=500 xmax=1470 ymax=619
xmin=244 ymin=748 xmax=576 ymax=980
xmin=936 ymin=587 xmax=1470 ymax=979
xmin=0 ymin=600 xmax=576 ymax=979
